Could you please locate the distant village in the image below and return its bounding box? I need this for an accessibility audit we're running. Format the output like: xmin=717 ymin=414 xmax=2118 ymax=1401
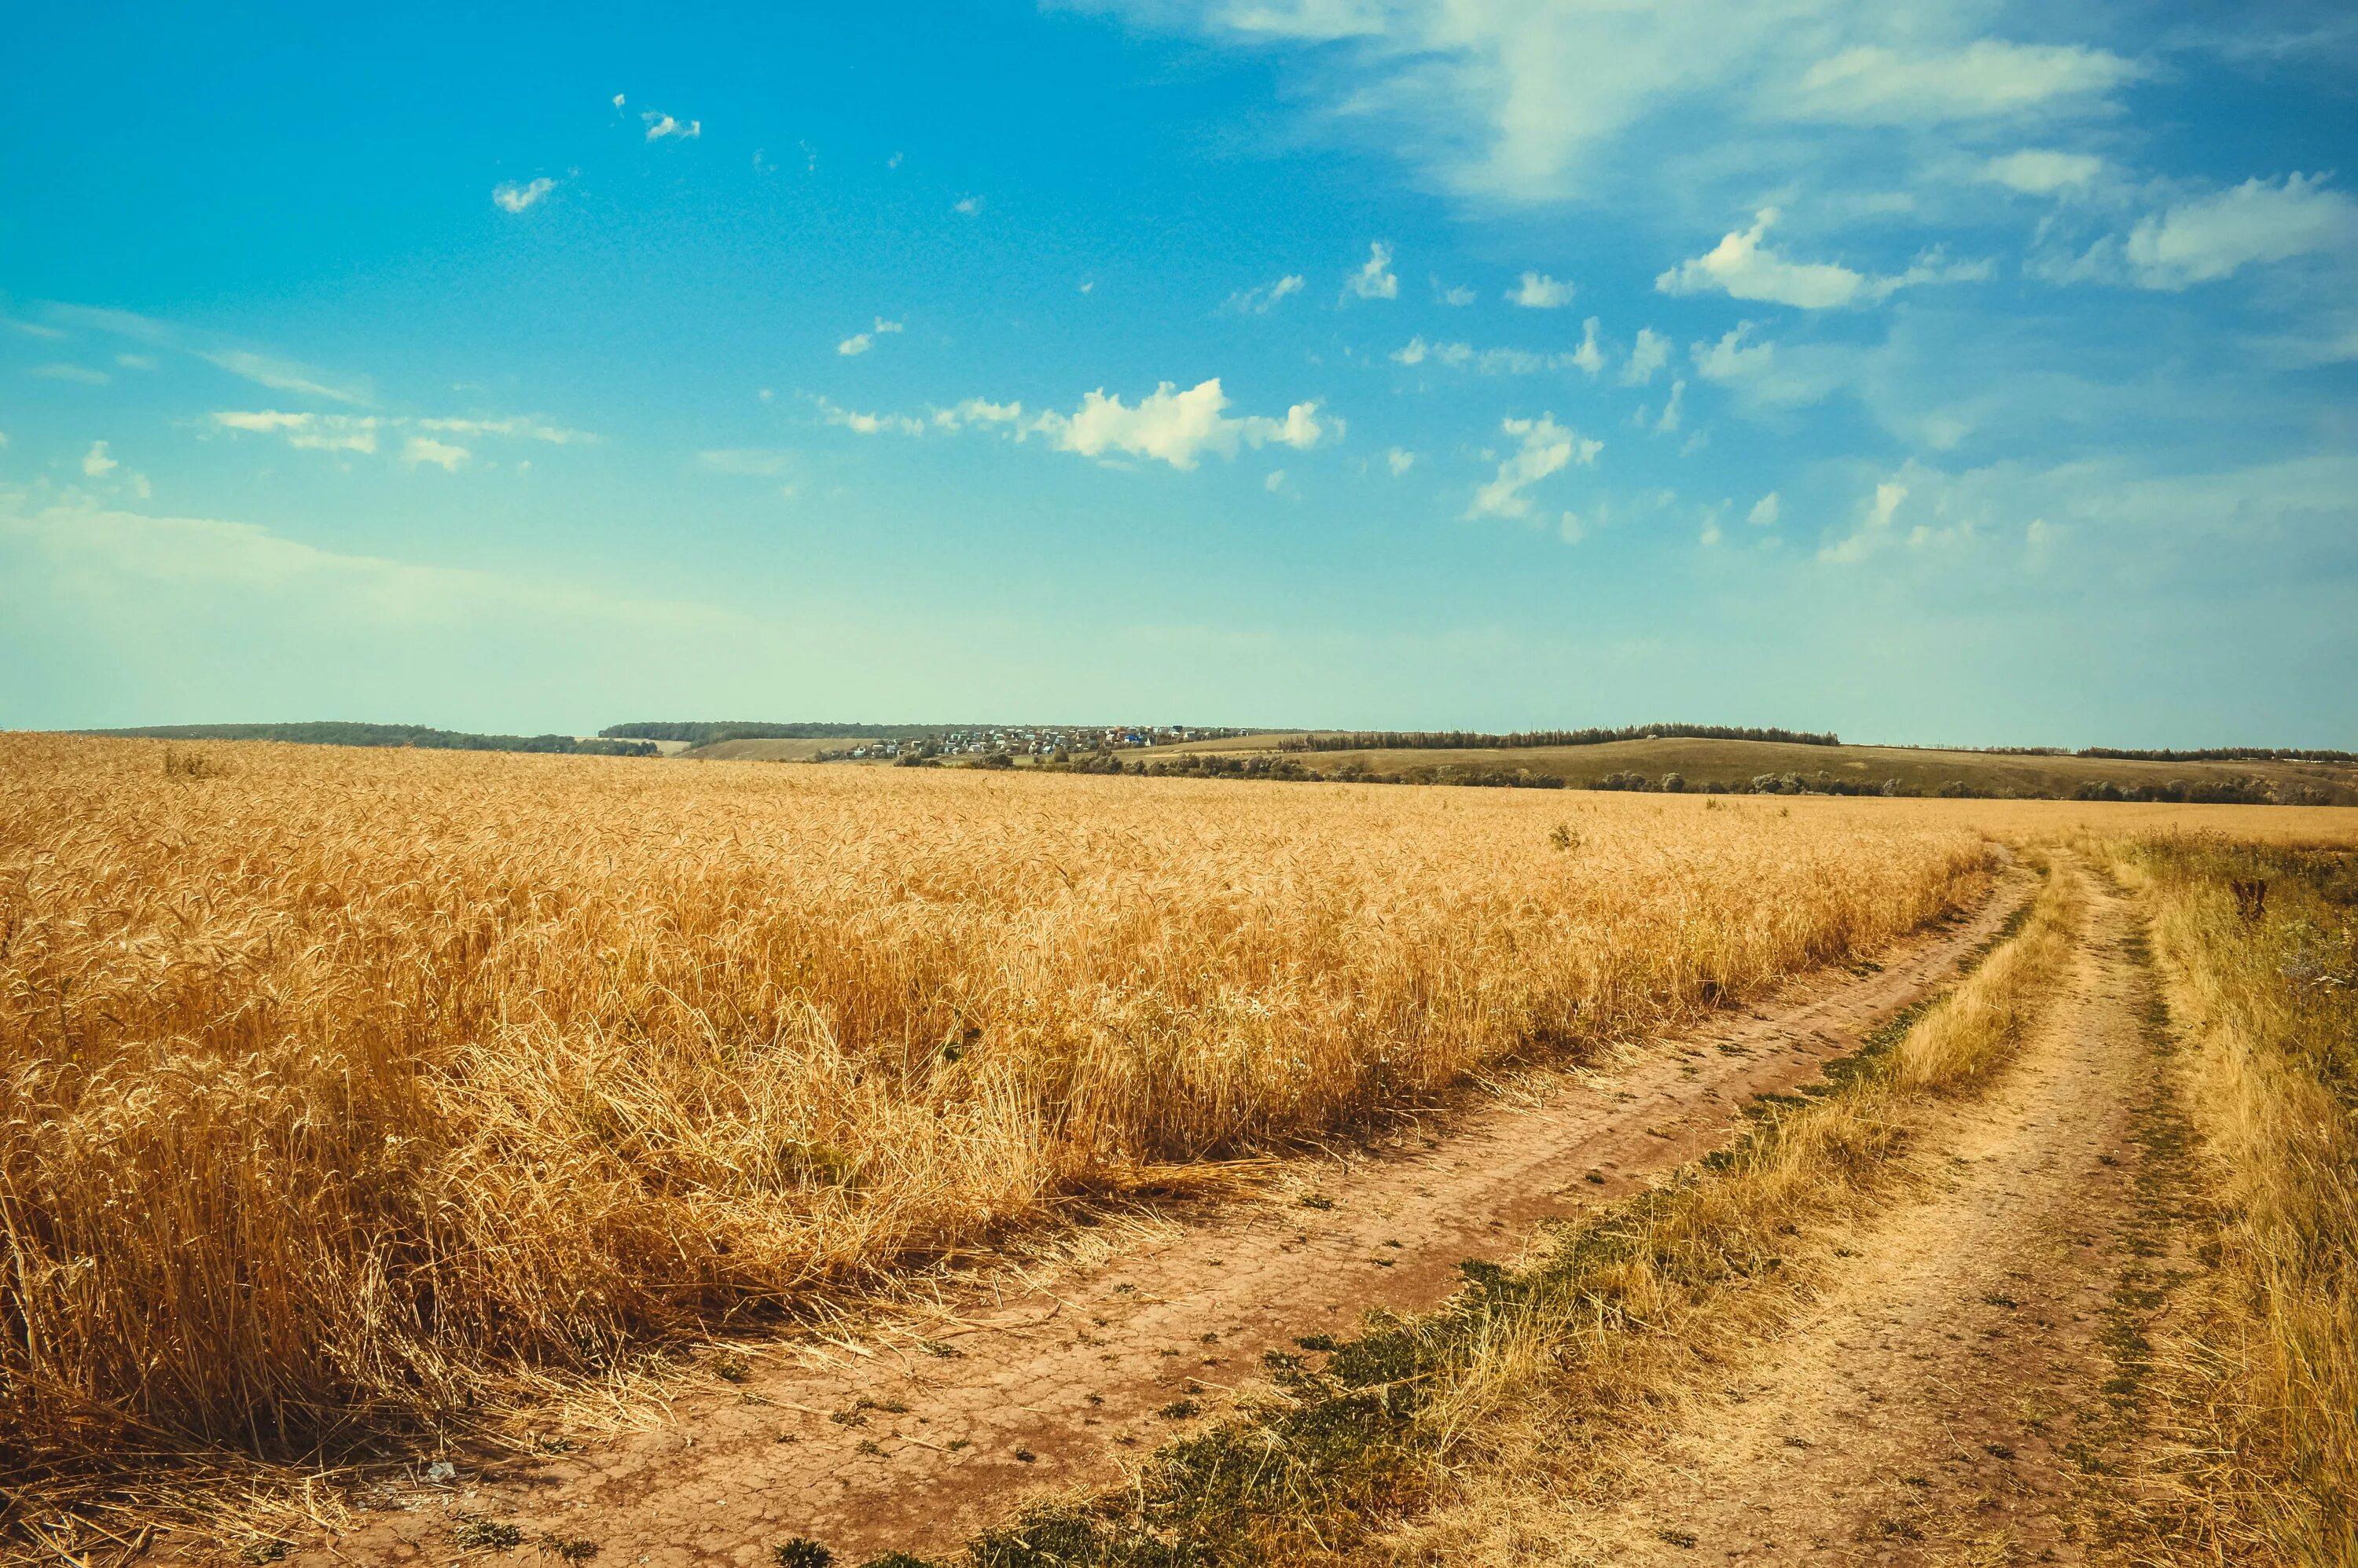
xmin=822 ymin=725 xmax=1247 ymax=762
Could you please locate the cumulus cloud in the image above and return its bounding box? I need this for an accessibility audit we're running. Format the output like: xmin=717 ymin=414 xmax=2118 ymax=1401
xmin=1981 ymin=149 xmax=2104 ymax=194
xmin=1569 ymin=317 xmax=1603 ymax=376
xmin=1346 ymin=241 xmax=1398 ymax=299
xmin=1659 ymin=208 xmax=1989 ymax=307
xmin=1508 ymin=270 xmax=1576 ymax=307
xmin=1387 ymin=447 xmax=1416 ymax=476
xmin=493 ymin=178 xmax=556 ymax=213
xmin=1657 ymin=208 xmax=1871 ymax=308
xmin=1467 ymin=414 xmax=1600 ymax=520
xmin=1655 ymin=380 xmax=1686 ymax=435
xmin=1436 ymin=281 xmax=1476 ymax=306
xmin=402 ymin=436 xmax=470 ymax=472
xmin=1787 ymin=42 xmax=2137 ymax=124
xmin=1622 ymin=327 xmax=1670 ymax=385
xmin=2124 ymin=173 xmax=2358 ymax=288
xmin=1748 ymin=491 xmax=1781 ymax=527
xmin=82 ymin=441 xmax=119 ymax=478
xmin=642 ymin=110 xmax=701 ymax=141
xmin=1691 ymin=322 xmax=1775 ymax=382
xmin=839 ymin=320 xmax=903 ymax=355
xmin=1034 ymin=379 xmax=1329 ymax=468
xmin=817 ymin=380 xmax=1331 ymax=472
xmin=953 ymin=194 xmax=985 ymax=215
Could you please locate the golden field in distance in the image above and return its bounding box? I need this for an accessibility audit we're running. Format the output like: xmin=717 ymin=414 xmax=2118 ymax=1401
xmin=1141 ymin=732 xmax=2358 ymax=802
xmin=2 ymin=733 xmax=2352 ymax=1490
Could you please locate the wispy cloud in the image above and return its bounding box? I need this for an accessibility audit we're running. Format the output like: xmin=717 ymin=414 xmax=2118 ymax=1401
xmin=837 ymin=317 xmax=905 ymax=355
xmin=1468 ymin=414 xmax=1600 ymax=520
xmin=1228 ymin=274 xmax=1306 ymax=313
xmin=1658 ymin=209 xmax=1988 ymax=309
xmin=31 ymin=363 xmax=110 ymax=384
xmin=642 ymin=110 xmax=701 ymax=141
xmin=1345 ymin=242 xmax=1398 ymax=300
xmin=208 ymin=410 xmax=588 ymax=458
xmin=2123 ymin=173 xmax=2358 ymax=288
xmin=493 ymin=177 xmax=556 ymax=213
xmin=402 ymin=435 xmax=469 ymax=472
xmin=953 ymin=194 xmax=985 ymax=215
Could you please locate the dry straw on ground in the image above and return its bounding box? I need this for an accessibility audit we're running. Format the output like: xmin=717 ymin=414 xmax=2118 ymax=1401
xmin=2 ymin=734 xmax=1995 ymax=1482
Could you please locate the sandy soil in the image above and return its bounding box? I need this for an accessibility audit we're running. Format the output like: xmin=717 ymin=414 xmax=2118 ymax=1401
xmin=292 ymin=876 xmax=2027 ymax=1568
xmin=1523 ymin=861 xmax=2171 ymax=1565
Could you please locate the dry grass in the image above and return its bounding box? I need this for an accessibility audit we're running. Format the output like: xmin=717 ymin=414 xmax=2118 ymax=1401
xmin=0 ymin=734 xmax=1997 ymax=1501
xmin=2105 ymin=839 xmax=2358 ymax=1564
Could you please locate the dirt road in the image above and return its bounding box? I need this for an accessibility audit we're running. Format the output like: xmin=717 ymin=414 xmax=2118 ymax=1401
xmin=1452 ymin=860 xmax=2182 ymax=1564
xmin=297 ymin=875 xmax=2026 ymax=1567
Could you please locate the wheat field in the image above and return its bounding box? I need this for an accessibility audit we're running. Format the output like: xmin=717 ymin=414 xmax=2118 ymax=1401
xmin=1 ymin=732 xmax=2014 ymax=1479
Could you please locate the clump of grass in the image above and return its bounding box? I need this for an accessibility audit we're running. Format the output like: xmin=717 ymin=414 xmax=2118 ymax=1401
xmin=772 ymin=1543 xmax=832 ymax=1568
xmin=452 ymin=1515 xmax=524 ymax=1551
xmin=2103 ymin=838 xmax=2358 ymax=1563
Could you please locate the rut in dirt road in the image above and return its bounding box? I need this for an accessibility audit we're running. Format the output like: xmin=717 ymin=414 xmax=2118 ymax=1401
xmin=294 ymin=874 xmax=2028 ymax=1567
xmin=1484 ymin=861 xmax=2182 ymax=1565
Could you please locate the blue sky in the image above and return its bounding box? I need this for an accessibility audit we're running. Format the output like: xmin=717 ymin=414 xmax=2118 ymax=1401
xmin=4 ymin=1 xmax=2353 ymax=745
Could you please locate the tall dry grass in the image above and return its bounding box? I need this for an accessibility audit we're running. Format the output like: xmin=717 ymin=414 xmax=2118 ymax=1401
xmin=2110 ymin=838 xmax=2358 ymax=1563
xmin=0 ymin=734 xmax=1993 ymax=1478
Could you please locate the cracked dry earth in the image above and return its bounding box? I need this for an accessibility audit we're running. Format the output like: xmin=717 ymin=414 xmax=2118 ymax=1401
xmin=296 ymin=871 xmax=2028 ymax=1568
xmin=1534 ymin=861 xmax=2176 ymax=1565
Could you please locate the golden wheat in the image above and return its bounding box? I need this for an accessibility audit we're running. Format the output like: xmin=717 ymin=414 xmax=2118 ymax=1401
xmin=0 ymin=732 xmax=2014 ymax=1478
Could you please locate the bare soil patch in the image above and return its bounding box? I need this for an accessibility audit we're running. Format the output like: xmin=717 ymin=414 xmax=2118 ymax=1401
xmin=289 ymin=879 xmax=2026 ymax=1568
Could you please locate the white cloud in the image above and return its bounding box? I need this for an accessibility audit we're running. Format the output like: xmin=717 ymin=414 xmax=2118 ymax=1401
xmin=412 ymin=416 xmax=591 ymax=444
xmin=1658 ymin=208 xmax=1987 ymax=308
xmin=1657 ymin=208 xmax=1871 ymax=309
xmin=819 ymin=399 xmax=927 ymax=437
xmin=1265 ymin=468 xmax=1287 ymax=491
xmin=1467 ymin=413 xmax=1600 ymax=520
xmin=931 ymin=397 xmax=1026 ymax=429
xmin=2124 ymin=174 xmax=2358 ymax=289
xmin=402 ymin=436 xmax=470 ymax=472
xmin=642 ymin=111 xmax=701 ymax=141
xmin=200 ymin=348 xmax=367 ymax=403
xmin=1691 ymin=321 xmax=1775 ymax=382
xmin=1437 ymin=281 xmax=1476 ymax=306
xmin=1981 ymin=149 xmax=2104 ymax=194
xmin=1387 ymin=447 xmax=1416 ymax=476
xmin=612 ymin=94 xmax=625 ymax=108
xmin=1622 ymin=327 xmax=1669 ymax=385
xmin=1747 ymin=491 xmax=1781 ymax=527
xmin=1787 ymin=42 xmax=2137 ymax=125
xmin=82 ymin=441 xmax=118 ymax=478
xmin=10 ymin=320 xmax=68 ymax=340
xmin=493 ymin=178 xmax=555 ymax=213
xmin=1346 ymin=242 xmax=1398 ymax=299
xmin=32 ymin=364 xmax=109 ymax=384
xmin=1034 ymin=379 xmax=1330 ymax=469
xmin=1394 ymin=336 xmax=1575 ymax=374
xmin=1508 ymin=271 xmax=1575 ymax=307
xmin=953 ymin=194 xmax=985 ymax=215
xmin=1229 ymin=274 xmax=1306 ymax=313
xmin=1820 ymin=479 xmax=1908 ymax=562
xmin=1655 ymin=379 xmax=1686 ymax=435
xmin=838 ymin=332 xmax=874 ymax=357
xmin=1569 ymin=317 xmax=1603 ymax=376
xmin=211 ymin=410 xmax=381 ymax=454
xmin=208 ymin=411 xmax=582 ymax=457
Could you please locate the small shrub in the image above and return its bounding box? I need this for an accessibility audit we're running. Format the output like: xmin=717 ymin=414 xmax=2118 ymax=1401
xmin=773 ymin=1540 xmax=833 ymax=1568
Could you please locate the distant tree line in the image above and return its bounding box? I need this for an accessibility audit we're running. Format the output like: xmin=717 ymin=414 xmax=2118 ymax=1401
xmin=1280 ymin=723 xmax=1842 ymax=753
xmin=86 ymin=722 xmax=656 ymax=756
